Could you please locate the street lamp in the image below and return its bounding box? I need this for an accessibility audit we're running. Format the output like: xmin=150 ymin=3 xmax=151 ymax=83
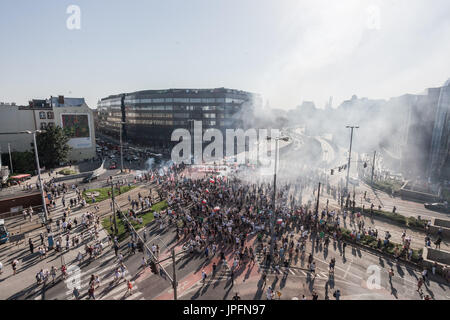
xmin=345 ymin=126 xmax=359 ymax=196
xmin=0 ymin=130 xmax=48 ymax=221
xmin=266 ymin=135 xmax=290 ymax=266
xmin=8 ymin=143 xmax=13 ymax=174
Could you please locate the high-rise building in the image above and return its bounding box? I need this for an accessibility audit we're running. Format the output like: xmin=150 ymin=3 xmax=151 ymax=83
xmin=97 ymin=88 xmax=260 ymax=148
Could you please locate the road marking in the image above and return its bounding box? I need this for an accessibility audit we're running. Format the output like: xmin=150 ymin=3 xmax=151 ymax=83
xmin=343 ymin=263 xmax=352 ymax=280
xmin=289 ymin=269 xmax=295 ymax=275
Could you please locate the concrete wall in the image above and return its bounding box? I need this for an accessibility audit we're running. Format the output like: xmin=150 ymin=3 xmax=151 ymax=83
xmin=0 ymin=192 xmax=44 ymax=218
xmin=0 ymin=105 xmax=35 ymax=152
xmin=434 ymin=218 xmax=450 ymax=228
xmin=423 ymin=247 xmax=450 ymax=267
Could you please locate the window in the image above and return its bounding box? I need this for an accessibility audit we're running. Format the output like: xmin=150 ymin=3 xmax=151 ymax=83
xmin=165 ymin=105 xmax=173 ymax=111
xmin=152 ymin=98 xmax=165 ymax=103
xmin=165 ymin=98 xmax=173 ymax=102
xmin=215 ymin=98 xmax=225 ymax=103
xmin=39 ymin=112 xmax=46 ymax=119
xmin=174 ymin=98 xmax=189 ymax=103
xmin=47 ymin=111 xmax=54 ymax=119
xmin=189 ymin=98 xmax=201 ymax=103
xmin=40 ymin=122 xmax=47 ymax=130
xmin=47 ymin=122 xmax=55 ymax=128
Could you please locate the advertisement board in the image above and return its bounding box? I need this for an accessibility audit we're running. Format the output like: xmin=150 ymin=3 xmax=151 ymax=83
xmin=61 ymin=113 xmax=92 ymax=149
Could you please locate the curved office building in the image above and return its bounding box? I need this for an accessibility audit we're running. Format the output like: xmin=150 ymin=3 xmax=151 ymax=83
xmin=97 ymin=88 xmax=260 ymax=148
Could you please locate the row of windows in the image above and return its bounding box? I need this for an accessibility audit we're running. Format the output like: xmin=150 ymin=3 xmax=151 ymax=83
xmin=127 ymin=113 xmax=173 ymax=118
xmin=40 ymin=122 xmax=54 ymax=130
xmin=123 ymin=119 xmax=224 ymax=126
xmin=124 ymin=105 xmax=227 ymax=111
xmin=124 ymin=97 xmax=224 ymax=104
xmin=99 ymin=96 xmax=247 ymax=107
xmin=39 ymin=111 xmax=54 ymax=119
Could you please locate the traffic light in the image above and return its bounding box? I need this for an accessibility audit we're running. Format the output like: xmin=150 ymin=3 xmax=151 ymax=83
xmin=331 ymin=169 xmax=334 ymax=175
xmin=150 ymin=261 xmax=158 ymax=274
xmin=363 ymin=162 xmax=367 ymax=168
xmin=338 ymin=167 xmax=342 ymax=172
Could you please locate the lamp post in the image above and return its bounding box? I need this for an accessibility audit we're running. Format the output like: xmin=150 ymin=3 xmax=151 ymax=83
xmin=29 ymin=130 xmax=49 ymax=222
xmin=266 ymin=135 xmax=290 ymax=265
xmin=345 ymin=126 xmax=359 ymax=196
xmin=8 ymin=143 xmax=13 ymax=174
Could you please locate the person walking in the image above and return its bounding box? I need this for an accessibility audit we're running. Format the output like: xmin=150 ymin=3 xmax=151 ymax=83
xmin=88 ymin=284 xmax=96 ymax=300
xmin=126 ymin=280 xmax=133 ymax=296
xmin=50 ymin=266 xmax=57 ymax=283
xmin=232 ymin=292 xmax=241 ymax=300
xmin=72 ymin=287 xmax=80 ymax=300
xmin=29 ymin=238 xmax=34 ymax=254
xmin=202 ymin=270 xmax=207 ymax=284
xmin=333 ymin=289 xmax=341 ymax=300
xmin=11 ymin=259 xmax=18 ymax=275
xmin=417 ymin=278 xmax=424 ymax=295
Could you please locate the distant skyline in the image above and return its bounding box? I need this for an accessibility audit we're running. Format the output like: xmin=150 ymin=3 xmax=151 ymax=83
xmin=1 ymin=0 xmax=450 ymax=109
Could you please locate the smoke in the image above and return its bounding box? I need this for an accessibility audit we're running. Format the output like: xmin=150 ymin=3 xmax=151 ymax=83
xmin=145 ymin=158 xmax=155 ymax=171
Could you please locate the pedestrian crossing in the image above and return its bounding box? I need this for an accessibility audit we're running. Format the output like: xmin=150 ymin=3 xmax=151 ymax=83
xmin=254 ymin=250 xmax=332 ymax=280
xmin=35 ymin=248 xmax=145 ymax=300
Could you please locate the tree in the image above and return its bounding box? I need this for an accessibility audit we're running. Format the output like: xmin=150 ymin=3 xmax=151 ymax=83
xmin=1 ymin=151 xmax=35 ymax=175
xmin=36 ymin=126 xmax=72 ymax=169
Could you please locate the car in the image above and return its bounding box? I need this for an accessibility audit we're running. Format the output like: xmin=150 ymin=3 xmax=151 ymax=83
xmin=109 ymin=164 xmax=117 ymax=170
xmin=132 ymin=156 xmax=140 ymax=161
xmin=424 ymin=202 xmax=450 ymax=213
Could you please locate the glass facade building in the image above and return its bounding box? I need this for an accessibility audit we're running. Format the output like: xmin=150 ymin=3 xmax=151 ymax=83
xmin=97 ymin=88 xmax=260 ymax=148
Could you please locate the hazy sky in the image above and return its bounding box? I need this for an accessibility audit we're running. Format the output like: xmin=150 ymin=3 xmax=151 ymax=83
xmin=1 ymin=0 xmax=450 ymax=109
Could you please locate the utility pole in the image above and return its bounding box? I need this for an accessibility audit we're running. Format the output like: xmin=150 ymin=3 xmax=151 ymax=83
xmin=119 ymin=122 xmax=125 ymax=173
xmin=8 ymin=143 xmax=13 ymax=174
xmin=315 ymin=182 xmax=321 ymax=215
xmin=371 ymin=150 xmax=376 ymax=184
xmin=269 ymin=138 xmax=279 ymax=262
xmin=172 ymin=248 xmax=177 ymax=300
xmin=32 ymin=131 xmax=49 ymax=222
xmin=111 ymin=180 xmax=117 ymax=234
xmin=345 ymin=126 xmax=359 ymax=195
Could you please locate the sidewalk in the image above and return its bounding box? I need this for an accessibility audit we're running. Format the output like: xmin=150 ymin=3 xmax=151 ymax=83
xmin=309 ymin=187 xmax=450 ymax=252
xmin=0 ymin=190 xmax=109 ymax=299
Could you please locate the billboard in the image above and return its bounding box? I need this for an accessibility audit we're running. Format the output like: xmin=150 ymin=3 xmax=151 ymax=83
xmin=61 ymin=114 xmax=92 ymax=149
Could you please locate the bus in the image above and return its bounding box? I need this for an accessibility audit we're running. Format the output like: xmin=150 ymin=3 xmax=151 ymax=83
xmin=0 ymin=219 xmax=9 ymax=244
xmin=8 ymin=174 xmax=31 ymax=185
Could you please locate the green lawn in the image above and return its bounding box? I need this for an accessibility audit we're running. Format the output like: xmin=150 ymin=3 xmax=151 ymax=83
xmin=58 ymin=169 xmax=77 ymax=175
xmin=102 ymin=200 xmax=168 ymax=242
xmin=352 ymin=206 xmax=427 ymax=230
xmin=371 ymin=180 xmax=403 ymax=194
xmin=335 ymin=225 xmax=422 ymax=263
xmin=83 ymin=185 xmax=136 ymax=204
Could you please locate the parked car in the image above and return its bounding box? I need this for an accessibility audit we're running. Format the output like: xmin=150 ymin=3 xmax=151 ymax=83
xmin=424 ymin=202 xmax=450 ymax=213
xmin=109 ymin=163 xmax=117 ymax=170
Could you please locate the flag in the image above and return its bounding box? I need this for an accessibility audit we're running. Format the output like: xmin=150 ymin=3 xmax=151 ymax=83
xmin=209 ymin=178 xmax=215 ymax=184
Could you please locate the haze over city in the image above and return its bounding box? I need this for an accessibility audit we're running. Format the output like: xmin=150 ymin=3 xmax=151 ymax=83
xmin=1 ymin=0 xmax=450 ymax=109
